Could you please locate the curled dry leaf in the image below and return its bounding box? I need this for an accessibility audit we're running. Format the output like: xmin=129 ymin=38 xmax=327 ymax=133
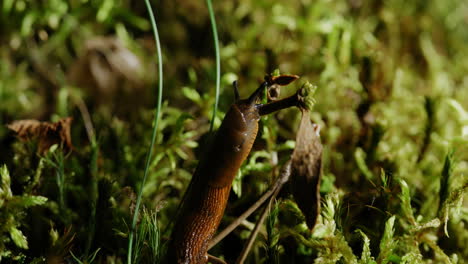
xmin=291 ymin=110 xmax=323 ymax=230
xmin=7 ymin=117 xmax=73 ymax=154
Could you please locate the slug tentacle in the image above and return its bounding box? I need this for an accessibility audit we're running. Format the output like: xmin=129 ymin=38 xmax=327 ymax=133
xmin=232 ymin=81 xmax=240 ymax=101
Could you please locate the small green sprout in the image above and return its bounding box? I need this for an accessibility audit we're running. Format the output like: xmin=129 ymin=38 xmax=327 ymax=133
xmin=298 ymin=81 xmax=318 ymax=111
xmin=272 ymin=69 xmax=281 ymax=77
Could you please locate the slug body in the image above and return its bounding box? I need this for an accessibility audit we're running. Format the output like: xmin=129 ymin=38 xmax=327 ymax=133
xmin=169 ymin=85 xmax=264 ymax=264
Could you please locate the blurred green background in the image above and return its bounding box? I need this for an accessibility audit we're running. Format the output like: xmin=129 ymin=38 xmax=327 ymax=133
xmin=0 ymin=0 xmax=467 ymax=263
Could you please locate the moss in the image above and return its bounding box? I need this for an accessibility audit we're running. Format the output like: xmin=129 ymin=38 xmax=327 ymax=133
xmin=0 ymin=0 xmax=467 ymax=262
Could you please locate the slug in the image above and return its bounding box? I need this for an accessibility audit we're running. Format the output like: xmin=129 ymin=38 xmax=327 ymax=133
xmin=169 ymin=76 xmax=300 ymax=264
xmin=168 ymin=82 xmax=266 ymax=264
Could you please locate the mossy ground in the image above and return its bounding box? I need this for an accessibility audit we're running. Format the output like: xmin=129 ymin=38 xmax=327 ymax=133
xmin=0 ymin=0 xmax=467 ymax=263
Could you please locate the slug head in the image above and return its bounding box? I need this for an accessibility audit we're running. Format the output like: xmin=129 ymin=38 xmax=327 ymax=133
xmin=230 ymin=81 xmax=266 ymax=129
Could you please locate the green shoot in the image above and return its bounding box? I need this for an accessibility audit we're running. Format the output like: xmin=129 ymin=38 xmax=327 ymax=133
xmin=206 ymin=0 xmax=221 ymax=133
xmin=399 ymin=179 xmax=416 ymax=225
xmin=70 ymin=248 xmax=101 ymax=264
xmin=354 ymin=147 xmax=374 ymax=181
xmin=0 ymin=165 xmax=47 ymax=255
xmin=133 ymin=208 xmax=160 ymax=263
xmin=43 ymin=144 xmax=68 ymax=223
xmin=265 ymin=201 xmax=281 ymax=264
xmin=298 ymin=81 xmax=318 ymax=111
xmin=356 ymin=230 xmax=376 ymax=264
xmin=438 ymin=150 xmax=454 ymax=215
xmin=378 ymin=216 xmax=397 ymax=264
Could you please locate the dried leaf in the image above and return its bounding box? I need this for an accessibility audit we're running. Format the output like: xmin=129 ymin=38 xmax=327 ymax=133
xmin=291 ymin=110 xmax=323 ymax=230
xmin=266 ymin=74 xmax=300 ymax=86
xmin=7 ymin=117 xmax=73 ymax=154
xmin=6 ymin=119 xmax=42 ymax=140
xmin=68 ymin=37 xmax=143 ymax=103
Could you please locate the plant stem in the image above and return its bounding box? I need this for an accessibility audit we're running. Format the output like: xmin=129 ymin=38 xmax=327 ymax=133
xmin=85 ymin=139 xmax=99 ymax=256
xmin=235 ymin=162 xmax=291 ymax=264
xmin=208 ymin=161 xmax=290 ymax=249
xmin=76 ymin=93 xmax=99 ymax=257
xmin=127 ymin=1 xmax=163 ymax=263
xmin=236 ymin=202 xmax=271 ymax=264
xmin=208 ymin=254 xmax=228 ymax=264
xmin=55 ymin=151 xmax=66 ymax=217
xmin=206 ymin=0 xmax=221 ymax=132
xmin=417 ymin=97 xmax=435 ymax=163
xmin=209 ymin=183 xmax=276 ymax=249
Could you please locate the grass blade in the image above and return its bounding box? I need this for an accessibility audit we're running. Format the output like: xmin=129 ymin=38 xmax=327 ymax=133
xmin=206 ymin=0 xmax=221 ymax=132
xmin=127 ymin=0 xmax=164 ymax=263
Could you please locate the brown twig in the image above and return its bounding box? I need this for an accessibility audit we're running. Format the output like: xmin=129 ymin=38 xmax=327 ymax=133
xmin=235 ymin=161 xmax=291 ymax=264
xmin=74 ymin=97 xmax=96 ymax=142
xmin=208 ymin=186 xmax=276 ymax=249
xmin=208 ymin=161 xmax=289 ymax=249
xmin=208 ymin=254 xmax=228 ymax=264
xmin=258 ymin=93 xmax=300 ymax=116
xmin=236 ymin=199 xmax=270 ymax=264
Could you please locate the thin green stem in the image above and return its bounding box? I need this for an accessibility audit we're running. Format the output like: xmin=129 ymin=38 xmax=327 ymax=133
xmin=85 ymin=138 xmax=98 ymax=256
xmin=206 ymin=0 xmax=221 ymax=132
xmin=127 ymin=1 xmax=163 ymax=263
xmin=54 ymin=151 xmax=66 ymax=220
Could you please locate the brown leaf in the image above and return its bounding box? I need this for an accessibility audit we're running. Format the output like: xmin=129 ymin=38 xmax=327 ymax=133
xmin=266 ymin=74 xmax=300 ymax=86
xmin=6 ymin=119 xmax=43 ymax=140
xmin=7 ymin=117 xmax=73 ymax=154
xmin=290 ymin=110 xmax=323 ymax=230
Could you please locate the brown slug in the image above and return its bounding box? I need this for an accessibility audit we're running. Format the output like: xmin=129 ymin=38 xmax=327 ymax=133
xmin=169 ymin=76 xmax=300 ymax=264
xmin=168 ymin=82 xmax=266 ymax=264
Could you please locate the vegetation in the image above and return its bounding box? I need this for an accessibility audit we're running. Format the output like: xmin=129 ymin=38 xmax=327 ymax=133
xmin=0 ymin=0 xmax=467 ymax=263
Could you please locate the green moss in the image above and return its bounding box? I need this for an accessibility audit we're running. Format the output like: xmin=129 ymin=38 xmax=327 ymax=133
xmin=1 ymin=0 xmax=467 ymax=262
